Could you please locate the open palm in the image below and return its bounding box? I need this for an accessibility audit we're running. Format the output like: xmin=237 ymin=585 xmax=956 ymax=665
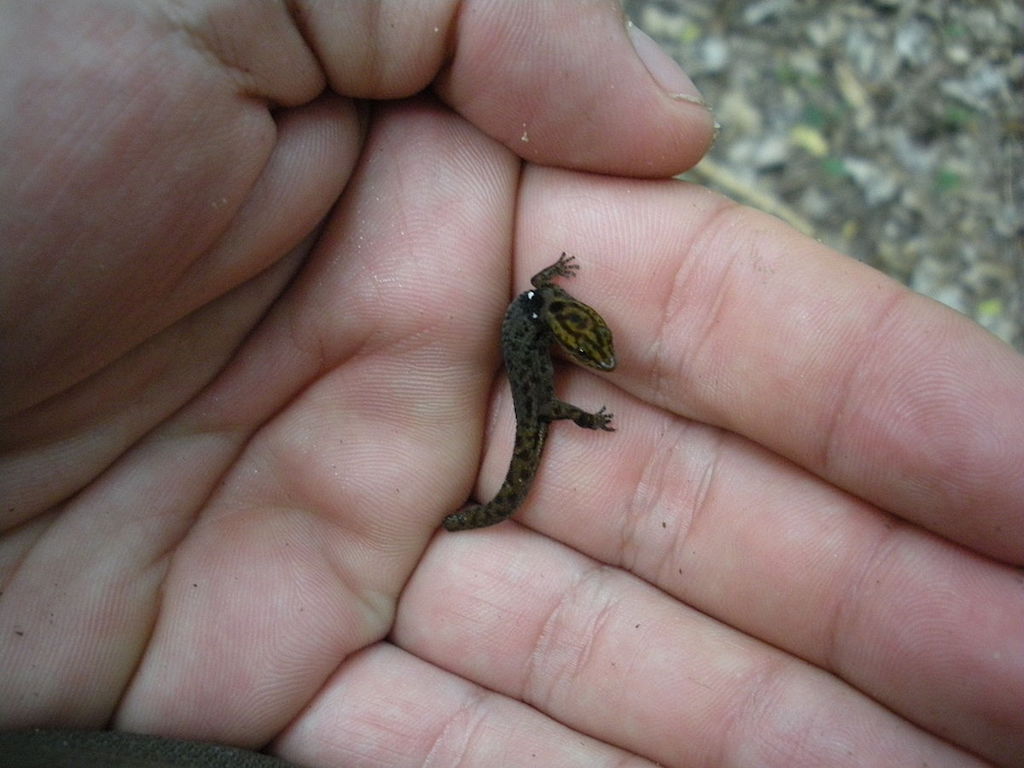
xmin=2 ymin=3 xmax=1022 ymax=767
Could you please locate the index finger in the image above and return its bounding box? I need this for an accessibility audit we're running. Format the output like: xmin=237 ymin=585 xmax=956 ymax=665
xmin=518 ymin=166 xmax=1024 ymax=563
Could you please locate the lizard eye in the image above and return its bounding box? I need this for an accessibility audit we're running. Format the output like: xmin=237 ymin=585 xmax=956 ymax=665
xmin=522 ymin=290 xmax=545 ymax=320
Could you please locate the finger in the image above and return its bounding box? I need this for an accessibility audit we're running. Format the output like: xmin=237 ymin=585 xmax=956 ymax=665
xmin=273 ymin=643 xmax=653 ymax=767
xmin=112 ymin=99 xmax=519 ymax=739
xmin=517 ymin=167 xmax=1024 ymax=563
xmin=0 ymin=97 xmax=357 ymax=521
xmin=0 ymin=249 xmax=312 ymax=730
xmin=468 ymin=370 xmax=1023 ymax=764
xmin=0 ymin=3 xmax=340 ymax=414
xmin=434 ymin=0 xmax=714 ymax=175
xmin=396 ymin=529 xmax=989 ymax=768
xmin=300 ymin=0 xmax=714 ymax=175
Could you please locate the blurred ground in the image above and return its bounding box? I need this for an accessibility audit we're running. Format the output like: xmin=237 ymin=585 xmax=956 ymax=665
xmin=625 ymin=0 xmax=1022 ymax=351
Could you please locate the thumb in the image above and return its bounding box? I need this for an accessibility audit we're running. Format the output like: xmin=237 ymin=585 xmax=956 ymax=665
xmin=435 ymin=0 xmax=713 ymax=175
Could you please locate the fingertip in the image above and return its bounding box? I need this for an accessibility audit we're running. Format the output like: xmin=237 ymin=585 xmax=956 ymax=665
xmin=626 ymin=20 xmax=705 ymax=105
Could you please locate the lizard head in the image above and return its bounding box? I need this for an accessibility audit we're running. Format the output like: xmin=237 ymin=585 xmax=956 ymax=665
xmin=544 ymin=287 xmax=617 ymax=372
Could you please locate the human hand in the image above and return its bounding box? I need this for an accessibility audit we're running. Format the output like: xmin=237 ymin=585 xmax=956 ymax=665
xmin=2 ymin=2 xmax=1021 ymax=768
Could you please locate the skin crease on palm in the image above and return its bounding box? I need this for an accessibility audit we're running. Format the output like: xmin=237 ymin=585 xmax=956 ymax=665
xmin=0 ymin=1 xmax=1022 ymax=767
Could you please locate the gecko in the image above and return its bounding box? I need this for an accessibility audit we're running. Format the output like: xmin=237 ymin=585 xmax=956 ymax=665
xmin=443 ymin=253 xmax=617 ymax=531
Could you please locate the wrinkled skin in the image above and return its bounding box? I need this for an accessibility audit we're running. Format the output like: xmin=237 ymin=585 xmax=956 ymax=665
xmin=1 ymin=2 xmax=1022 ymax=767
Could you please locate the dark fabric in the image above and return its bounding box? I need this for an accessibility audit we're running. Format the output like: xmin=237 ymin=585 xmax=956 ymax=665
xmin=0 ymin=729 xmax=301 ymax=768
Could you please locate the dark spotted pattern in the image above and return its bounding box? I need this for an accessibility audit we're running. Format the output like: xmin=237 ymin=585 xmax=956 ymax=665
xmin=443 ymin=254 xmax=616 ymax=531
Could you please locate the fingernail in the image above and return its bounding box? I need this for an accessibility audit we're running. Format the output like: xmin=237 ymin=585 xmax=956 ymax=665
xmin=627 ymin=20 xmax=705 ymax=104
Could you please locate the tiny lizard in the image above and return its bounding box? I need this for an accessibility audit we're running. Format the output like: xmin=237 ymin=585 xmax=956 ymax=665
xmin=443 ymin=253 xmax=617 ymax=531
